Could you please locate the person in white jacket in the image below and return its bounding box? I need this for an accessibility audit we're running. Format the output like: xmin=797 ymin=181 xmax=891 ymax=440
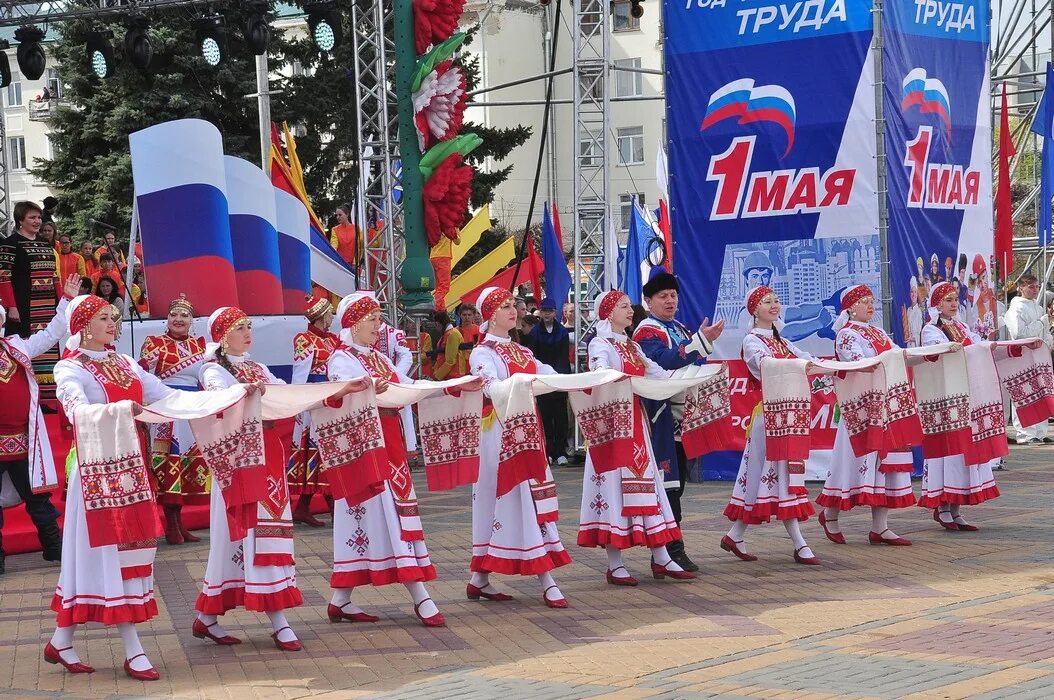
xmin=1005 ymin=274 xmax=1054 ymax=444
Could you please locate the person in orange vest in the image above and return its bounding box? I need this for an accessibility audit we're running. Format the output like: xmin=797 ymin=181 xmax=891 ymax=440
xmin=55 ymin=234 xmax=86 ymax=284
xmin=90 ymin=254 xmax=126 ymax=296
xmin=79 ymin=242 xmax=99 ymax=277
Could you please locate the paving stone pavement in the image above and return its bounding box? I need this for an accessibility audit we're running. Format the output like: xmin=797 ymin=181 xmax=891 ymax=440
xmin=3 ymin=446 xmax=1054 ymax=699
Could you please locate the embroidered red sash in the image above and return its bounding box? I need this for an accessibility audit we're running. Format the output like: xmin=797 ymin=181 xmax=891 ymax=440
xmin=610 ymin=340 xmax=659 ymax=516
xmin=483 ymin=340 xmax=551 ymax=502
xmin=72 ymin=352 xmax=161 ymax=560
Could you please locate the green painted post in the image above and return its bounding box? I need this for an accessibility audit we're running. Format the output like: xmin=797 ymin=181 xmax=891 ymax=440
xmin=393 ymin=0 xmax=435 ymax=309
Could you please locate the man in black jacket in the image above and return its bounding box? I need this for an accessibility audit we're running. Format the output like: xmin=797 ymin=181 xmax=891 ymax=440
xmin=525 ymin=298 xmax=572 ymax=465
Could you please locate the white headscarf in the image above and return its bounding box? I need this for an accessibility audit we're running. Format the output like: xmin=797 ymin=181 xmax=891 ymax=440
xmin=202 ymin=306 xmax=246 ymax=362
xmin=832 ymin=284 xmax=873 ymax=332
xmin=476 ymin=286 xmax=512 ymax=336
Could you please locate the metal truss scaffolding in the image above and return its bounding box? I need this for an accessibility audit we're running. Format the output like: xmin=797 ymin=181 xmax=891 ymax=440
xmin=571 ymin=0 xmax=611 ymax=365
xmin=351 ymin=1 xmax=403 ymax=328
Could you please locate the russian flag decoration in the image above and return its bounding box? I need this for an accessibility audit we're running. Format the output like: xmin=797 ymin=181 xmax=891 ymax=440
xmin=224 ymin=156 xmax=284 ymax=314
xmin=129 ymin=119 xmax=239 ymax=317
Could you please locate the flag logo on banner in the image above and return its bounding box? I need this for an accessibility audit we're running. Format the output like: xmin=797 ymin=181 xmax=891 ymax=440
xmin=701 ymin=78 xmax=797 ymax=157
xmin=901 ymin=68 xmax=952 ymax=138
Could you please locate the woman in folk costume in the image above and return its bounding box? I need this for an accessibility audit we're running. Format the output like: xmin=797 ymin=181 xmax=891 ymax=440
xmin=722 ymin=286 xmax=820 ymax=565
xmin=193 ymin=307 xmax=303 ymax=650
xmin=287 ymin=293 xmax=340 ymax=526
xmin=816 ymin=285 xmax=914 ymax=546
xmin=0 ymin=276 xmax=80 ymax=574
xmin=324 ymin=293 xmax=474 ymax=627
xmin=137 ymin=293 xmax=207 ymax=545
xmin=919 ymin=281 xmax=998 ymax=531
xmin=468 ymin=286 xmax=572 ymax=608
xmin=47 ymin=295 xmax=187 ymax=680
xmin=578 ymin=290 xmax=695 ymax=585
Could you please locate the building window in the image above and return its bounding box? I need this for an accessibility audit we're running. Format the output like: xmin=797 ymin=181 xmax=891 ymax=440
xmin=612 ymin=1 xmax=641 ymax=31
xmin=46 ymin=68 xmax=63 ymax=99
xmin=614 ymin=58 xmax=643 ymax=97
xmin=619 ymin=193 xmax=645 ymax=231
xmin=579 ymin=131 xmax=602 ymax=167
xmin=616 ymin=126 xmax=644 ymax=165
xmin=7 ymin=74 xmax=22 ymax=107
xmin=9 ymin=136 xmax=26 ymax=170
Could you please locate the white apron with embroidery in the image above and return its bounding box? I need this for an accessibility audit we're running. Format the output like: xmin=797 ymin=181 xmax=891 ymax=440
xmin=469 ymin=335 xmax=570 ymax=575
xmin=818 ymin=321 xmax=916 ymax=510
xmin=196 ymin=355 xmax=302 ymax=614
xmin=918 ymin=321 xmax=1000 ymax=507
xmin=578 ymin=334 xmax=681 ymax=549
xmin=326 ymin=343 xmax=435 ymax=587
xmin=52 ymin=349 xmax=172 ymax=626
xmin=725 ymin=329 xmax=816 ymax=524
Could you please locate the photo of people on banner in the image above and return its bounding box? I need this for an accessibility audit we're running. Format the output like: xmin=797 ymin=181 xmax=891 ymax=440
xmin=900 ymin=251 xmax=999 ymax=347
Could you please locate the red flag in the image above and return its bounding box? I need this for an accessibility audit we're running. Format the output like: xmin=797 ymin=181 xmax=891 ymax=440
xmin=658 ymin=199 xmax=673 ymax=272
xmin=552 ymin=202 xmax=565 ymax=254
xmin=465 ymin=245 xmax=545 ymax=306
xmin=996 ymin=82 xmax=1016 ymax=276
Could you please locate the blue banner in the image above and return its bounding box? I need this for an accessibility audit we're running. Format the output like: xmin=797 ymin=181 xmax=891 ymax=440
xmin=665 ymin=0 xmax=881 ymax=362
xmin=883 ymin=0 xmax=993 ymax=346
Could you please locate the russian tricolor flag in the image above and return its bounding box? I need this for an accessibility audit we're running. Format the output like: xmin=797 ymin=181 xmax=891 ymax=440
xmin=901 ymin=68 xmax=952 ymax=138
xmin=274 ymin=188 xmax=312 ymax=313
xmin=130 ymin=119 xmax=239 ymax=317
xmin=225 ymin=156 xmax=284 ymax=315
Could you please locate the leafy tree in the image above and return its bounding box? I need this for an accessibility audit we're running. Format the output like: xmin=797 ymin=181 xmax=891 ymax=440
xmin=36 ymin=2 xmax=292 ymax=242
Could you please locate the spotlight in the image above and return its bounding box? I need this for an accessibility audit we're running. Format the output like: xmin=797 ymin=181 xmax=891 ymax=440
xmin=0 ymin=41 xmax=10 ymax=89
xmin=86 ymin=30 xmax=115 ymax=79
xmin=307 ymin=3 xmax=342 ymax=53
xmin=14 ymin=25 xmax=45 ymax=81
xmin=195 ymin=15 xmax=226 ymax=67
xmin=244 ymin=1 xmax=271 ymax=55
xmin=124 ymin=18 xmax=152 ymax=70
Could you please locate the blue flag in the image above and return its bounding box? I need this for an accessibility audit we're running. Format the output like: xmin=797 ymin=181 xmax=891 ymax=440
xmin=1031 ymin=62 xmax=1054 ymax=246
xmin=622 ymin=197 xmax=647 ymax=304
xmin=541 ymin=202 xmax=572 ymax=308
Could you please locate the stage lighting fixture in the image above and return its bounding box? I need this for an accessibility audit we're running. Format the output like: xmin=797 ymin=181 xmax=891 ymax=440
xmin=86 ymin=31 xmax=115 ymax=79
xmin=307 ymin=3 xmax=342 ymax=53
xmin=124 ymin=18 xmax=153 ymax=70
xmin=14 ymin=25 xmax=46 ymax=81
xmin=0 ymin=41 xmax=11 ymax=89
xmin=195 ymin=15 xmax=226 ymax=66
xmin=244 ymin=1 xmax=271 ymax=56
xmin=630 ymin=0 xmax=644 ymax=18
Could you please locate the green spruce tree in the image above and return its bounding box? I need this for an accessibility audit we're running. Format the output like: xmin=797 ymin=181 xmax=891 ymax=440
xmin=35 ymin=2 xmax=292 ymax=241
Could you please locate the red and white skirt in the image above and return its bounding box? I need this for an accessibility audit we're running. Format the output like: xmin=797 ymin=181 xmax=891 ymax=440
xmin=816 ymin=422 xmax=916 ymax=510
xmin=724 ymin=410 xmax=814 ymax=524
xmin=52 ymin=467 xmax=158 ymax=626
xmin=470 ymin=424 xmax=571 ymax=575
xmin=918 ymin=454 xmax=1000 ymax=508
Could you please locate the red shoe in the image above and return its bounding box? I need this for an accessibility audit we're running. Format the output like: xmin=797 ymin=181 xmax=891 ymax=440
xmin=466 ymin=583 xmax=514 ymax=601
xmin=327 ymin=603 xmax=379 ymax=623
xmin=43 ymin=642 xmax=94 ymax=674
xmin=651 ymin=561 xmax=697 ymax=581
xmin=818 ymin=512 xmax=847 ymax=544
xmin=720 ymin=535 xmax=758 ymax=562
xmin=933 ymin=509 xmax=959 ymax=531
xmin=413 ymin=598 xmax=446 ymax=627
xmin=271 ymin=627 xmax=303 ymax=651
xmin=542 ymin=585 xmax=568 ymax=609
xmin=192 ymin=618 xmax=242 ymax=645
xmin=606 ymin=567 xmax=639 ymax=586
xmin=953 ymin=520 xmax=979 ymax=532
xmin=793 ymin=545 xmax=821 ymax=565
xmin=123 ymin=654 xmax=160 ymax=681
xmin=868 ymin=530 xmax=912 ymax=546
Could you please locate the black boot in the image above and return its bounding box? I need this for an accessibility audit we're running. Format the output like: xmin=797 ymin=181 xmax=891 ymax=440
xmin=666 ymin=539 xmax=699 ymax=573
xmin=37 ymin=522 xmax=61 ymax=562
